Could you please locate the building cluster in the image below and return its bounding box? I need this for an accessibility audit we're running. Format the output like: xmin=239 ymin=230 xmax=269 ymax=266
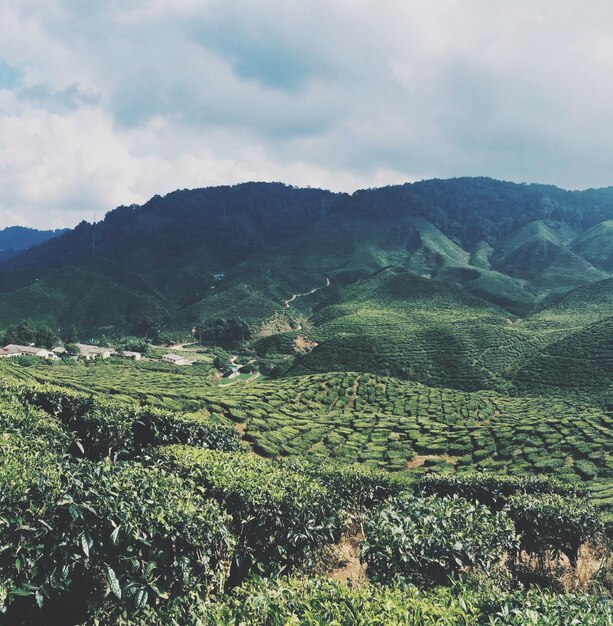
xmin=0 ymin=343 xmax=192 ymax=366
xmin=0 ymin=343 xmax=143 ymax=361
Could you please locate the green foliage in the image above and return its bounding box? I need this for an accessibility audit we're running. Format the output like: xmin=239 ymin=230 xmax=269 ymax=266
xmin=493 ymin=587 xmax=612 ymax=625
xmin=114 ymin=336 xmax=150 ymax=354
xmin=0 ymin=318 xmax=59 ymax=349
xmin=14 ymin=381 xmax=243 ymax=459
xmin=198 ymin=576 xmax=484 ymax=626
xmin=280 ymin=458 xmax=413 ymax=511
xmin=419 ymin=472 xmax=579 ymax=510
xmin=0 ymin=455 xmax=234 ymax=622
xmin=361 ymin=494 xmax=517 ymax=587
xmin=158 ymin=446 xmax=343 ymax=578
xmin=84 ymin=577 xmax=613 ymax=626
xmin=195 ymin=317 xmax=251 ymax=343
xmin=506 ymin=494 xmax=604 ymax=567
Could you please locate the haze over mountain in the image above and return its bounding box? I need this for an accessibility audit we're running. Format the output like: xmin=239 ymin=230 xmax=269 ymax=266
xmin=0 ymin=226 xmax=68 ymax=261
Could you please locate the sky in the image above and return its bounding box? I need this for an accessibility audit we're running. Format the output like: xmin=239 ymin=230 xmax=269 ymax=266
xmin=2 ymin=1 xmax=613 ymax=228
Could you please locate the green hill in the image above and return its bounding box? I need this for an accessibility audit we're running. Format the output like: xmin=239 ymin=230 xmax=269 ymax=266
xmin=572 ymin=219 xmax=613 ymax=271
xmin=0 ymin=178 xmax=610 ymax=395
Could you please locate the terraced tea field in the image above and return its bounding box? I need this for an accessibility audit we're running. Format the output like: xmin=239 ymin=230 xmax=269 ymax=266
xmin=291 ymin=270 xmax=600 ymax=393
xmin=202 ymin=372 xmax=613 ymax=515
xmin=6 ymin=359 xmax=217 ymax=410
xmin=9 ymin=359 xmax=612 ymax=516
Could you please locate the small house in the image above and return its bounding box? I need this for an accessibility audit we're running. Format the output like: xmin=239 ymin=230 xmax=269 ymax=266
xmin=161 ymin=353 xmax=192 ymax=366
xmin=75 ymin=344 xmax=114 ymax=360
xmin=120 ymin=351 xmax=142 ymax=360
xmin=0 ymin=344 xmax=58 ymax=360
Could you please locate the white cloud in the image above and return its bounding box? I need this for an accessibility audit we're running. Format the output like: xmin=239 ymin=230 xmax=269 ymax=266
xmin=2 ymin=1 xmax=613 ymax=227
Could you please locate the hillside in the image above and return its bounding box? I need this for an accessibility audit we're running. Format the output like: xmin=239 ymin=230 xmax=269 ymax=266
xmin=0 ymin=178 xmax=611 ymax=393
xmin=0 ymin=226 xmax=68 ymax=261
xmin=0 ymin=178 xmax=610 ymax=623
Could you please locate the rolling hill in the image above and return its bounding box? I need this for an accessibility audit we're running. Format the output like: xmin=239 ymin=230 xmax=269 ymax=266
xmin=0 ymin=177 xmax=611 ymax=393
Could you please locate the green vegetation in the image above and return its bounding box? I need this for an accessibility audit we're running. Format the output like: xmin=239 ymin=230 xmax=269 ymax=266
xmin=0 ymin=366 xmax=610 ymax=623
xmin=0 ymin=179 xmax=611 ymax=623
xmin=361 ymin=495 xmax=517 ymax=586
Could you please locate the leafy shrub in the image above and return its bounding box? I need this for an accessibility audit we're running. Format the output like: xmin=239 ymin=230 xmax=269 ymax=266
xmin=157 ymin=446 xmax=343 ymax=580
xmin=280 ymin=458 xmax=413 ymax=511
xmin=87 ymin=576 xmax=485 ymax=626
xmin=14 ymin=382 xmax=242 ymax=459
xmin=361 ymin=494 xmax=518 ymax=586
xmin=84 ymin=577 xmax=613 ymax=626
xmin=506 ymin=494 xmax=604 ymax=567
xmin=492 ymin=587 xmax=612 ymax=625
xmin=0 ymin=450 xmax=234 ymax=623
xmin=419 ymin=472 xmax=579 ymax=510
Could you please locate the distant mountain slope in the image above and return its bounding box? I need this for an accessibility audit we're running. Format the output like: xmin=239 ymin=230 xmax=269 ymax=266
xmin=572 ymin=220 xmax=613 ymax=271
xmin=0 ymin=226 xmax=68 ymax=261
xmin=291 ymin=268 xmax=541 ymax=391
xmin=514 ymin=315 xmax=613 ymax=403
xmin=0 ymin=177 xmax=611 ymax=393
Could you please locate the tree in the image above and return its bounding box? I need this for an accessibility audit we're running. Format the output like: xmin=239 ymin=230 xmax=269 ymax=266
xmin=16 ymin=319 xmax=36 ymax=344
xmin=35 ymin=325 xmax=59 ymax=350
xmin=64 ymin=324 xmax=79 ymax=344
xmin=196 ymin=318 xmax=251 ymax=343
xmin=64 ymin=343 xmax=80 ymax=357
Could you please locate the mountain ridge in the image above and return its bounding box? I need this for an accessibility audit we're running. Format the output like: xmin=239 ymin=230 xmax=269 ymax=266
xmin=0 ymin=177 xmax=610 ymax=395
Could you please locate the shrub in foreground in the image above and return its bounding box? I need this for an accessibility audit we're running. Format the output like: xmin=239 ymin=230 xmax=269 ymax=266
xmin=506 ymin=493 xmax=603 ymax=567
xmin=361 ymin=494 xmax=518 ymax=587
xmin=158 ymin=446 xmax=343 ymax=580
xmin=85 ymin=577 xmax=613 ymax=626
xmin=0 ymin=451 xmax=234 ymax=624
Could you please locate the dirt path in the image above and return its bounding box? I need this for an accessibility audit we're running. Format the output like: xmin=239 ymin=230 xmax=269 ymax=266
xmin=284 ymin=277 xmax=330 ymax=309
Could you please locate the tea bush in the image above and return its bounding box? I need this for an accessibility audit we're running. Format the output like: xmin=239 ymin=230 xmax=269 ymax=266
xmin=157 ymin=446 xmax=343 ymax=579
xmin=280 ymin=458 xmax=413 ymax=511
xmin=84 ymin=577 xmax=613 ymax=626
xmin=361 ymin=494 xmax=518 ymax=586
xmin=419 ymin=473 xmax=579 ymax=510
xmin=506 ymin=493 xmax=604 ymax=567
xmin=13 ymin=382 xmax=242 ymax=459
xmin=87 ymin=576 xmax=485 ymax=626
xmin=0 ymin=451 xmax=234 ymax=624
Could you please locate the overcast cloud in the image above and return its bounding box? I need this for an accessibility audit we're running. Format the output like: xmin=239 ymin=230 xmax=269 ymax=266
xmin=1 ymin=1 xmax=613 ymax=227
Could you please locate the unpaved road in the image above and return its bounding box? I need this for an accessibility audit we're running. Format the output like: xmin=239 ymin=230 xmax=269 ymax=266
xmin=284 ymin=277 xmax=330 ymax=308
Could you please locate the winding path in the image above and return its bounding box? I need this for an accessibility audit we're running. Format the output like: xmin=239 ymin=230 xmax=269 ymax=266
xmin=284 ymin=277 xmax=330 ymax=309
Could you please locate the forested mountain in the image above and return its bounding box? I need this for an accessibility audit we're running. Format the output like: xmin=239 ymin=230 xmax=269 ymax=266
xmin=0 ymin=177 xmax=611 ymax=394
xmin=0 ymin=226 xmax=68 ymax=261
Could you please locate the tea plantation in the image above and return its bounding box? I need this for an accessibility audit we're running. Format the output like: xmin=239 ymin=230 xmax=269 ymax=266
xmin=0 ymin=358 xmax=611 ymax=624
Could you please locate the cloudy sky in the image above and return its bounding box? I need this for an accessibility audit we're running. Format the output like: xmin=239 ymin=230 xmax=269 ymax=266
xmin=1 ymin=1 xmax=613 ymax=228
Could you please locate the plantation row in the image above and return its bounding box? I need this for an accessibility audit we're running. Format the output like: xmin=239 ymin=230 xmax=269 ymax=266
xmin=203 ymin=372 xmax=613 ymax=516
xmin=514 ymin=316 xmax=613 ymax=401
xmin=10 ymin=359 xmax=612 ymax=516
xmin=298 ymin=304 xmax=547 ymax=392
xmin=0 ymin=380 xmax=610 ymax=623
xmin=3 ymin=359 xmax=217 ymax=411
xmin=288 ymin=268 xmax=601 ymax=393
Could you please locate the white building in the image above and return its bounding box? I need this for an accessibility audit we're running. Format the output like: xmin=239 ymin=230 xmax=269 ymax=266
xmin=75 ymin=344 xmax=114 ymax=360
xmin=120 ymin=351 xmax=142 ymax=360
xmin=0 ymin=344 xmax=58 ymax=360
xmin=161 ymin=353 xmax=192 ymax=366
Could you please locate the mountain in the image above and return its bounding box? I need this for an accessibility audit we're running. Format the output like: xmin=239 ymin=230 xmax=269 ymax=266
xmin=0 ymin=226 xmax=68 ymax=261
xmin=0 ymin=177 xmax=611 ymax=393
